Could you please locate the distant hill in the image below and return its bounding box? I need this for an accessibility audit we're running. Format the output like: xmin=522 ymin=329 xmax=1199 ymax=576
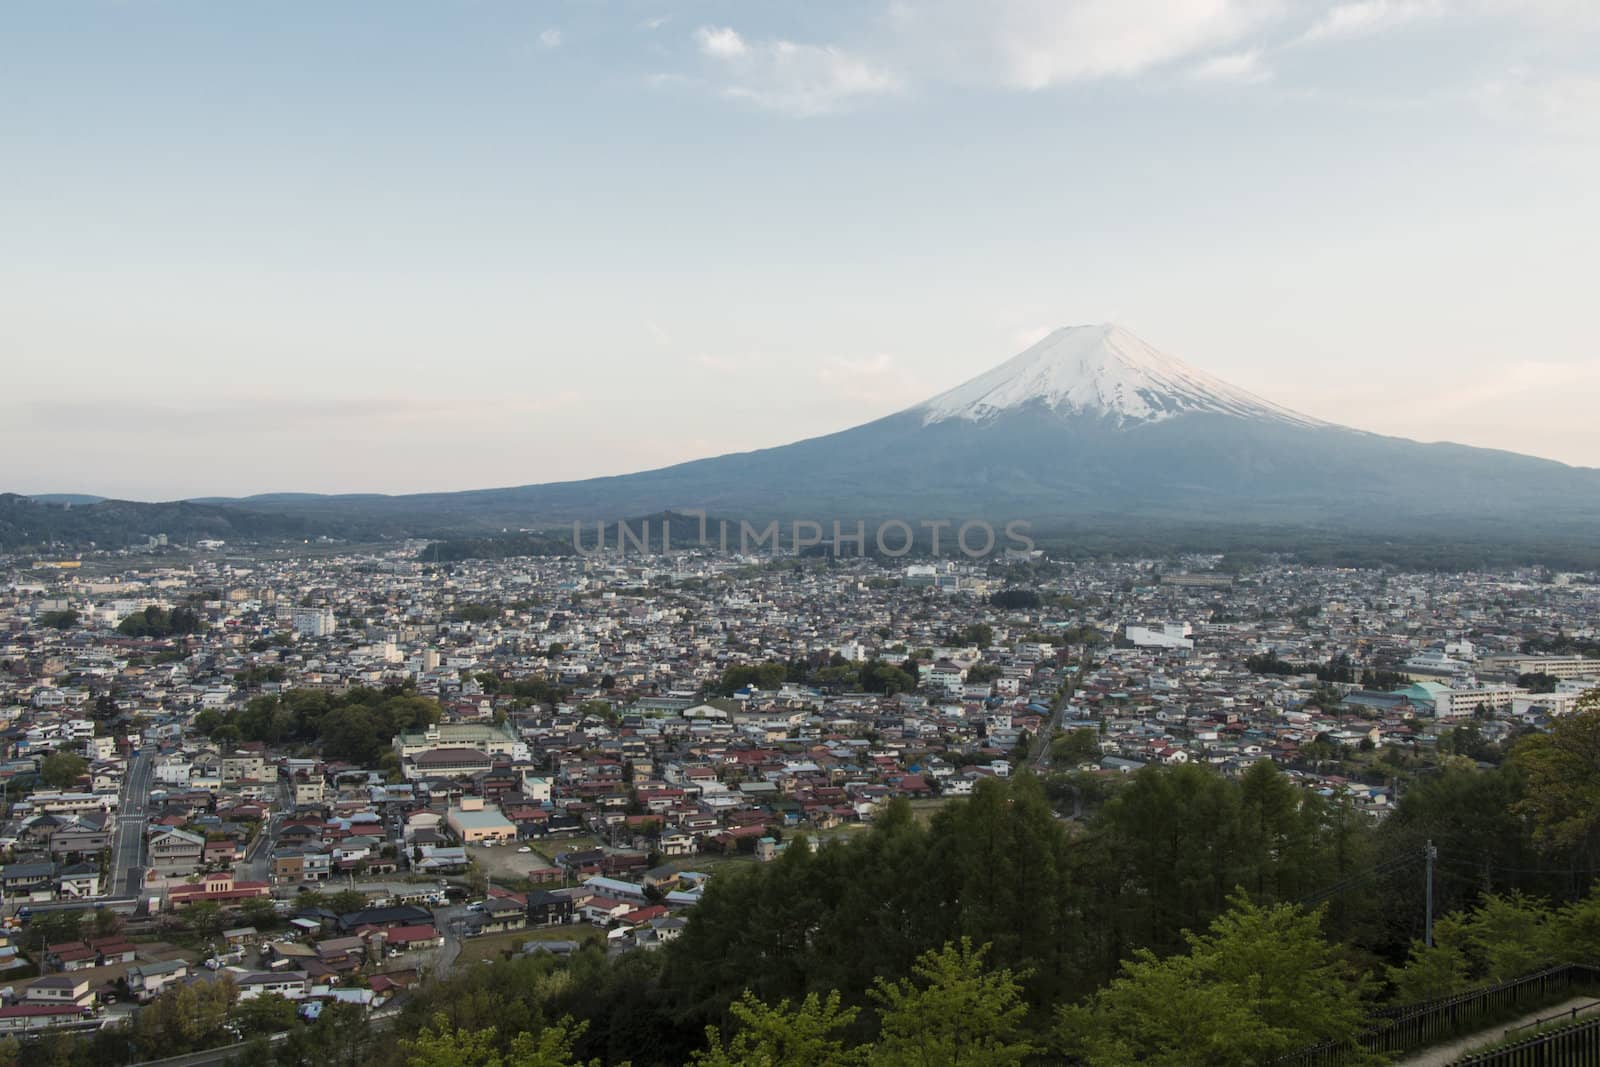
xmin=12 ymin=325 xmax=1600 ymax=559
xmin=0 ymin=493 xmax=380 ymax=550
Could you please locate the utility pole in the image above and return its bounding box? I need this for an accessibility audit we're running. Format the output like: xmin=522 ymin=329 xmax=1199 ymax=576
xmin=1425 ymin=839 xmax=1437 ymax=947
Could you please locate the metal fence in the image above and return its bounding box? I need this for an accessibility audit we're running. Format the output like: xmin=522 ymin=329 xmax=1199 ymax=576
xmin=1272 ymin=964 xmax=1600 ymax=1067
xmin=1451 ymin=1013 xmax=1600 ymax=1066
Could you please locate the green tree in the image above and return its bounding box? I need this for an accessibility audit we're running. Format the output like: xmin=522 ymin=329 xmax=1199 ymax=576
xmin=36 ymin=610 xmax=78 ymax=630
xmin=185 ymin=901 xmax=225 ymax=939
xmin=38 ymin=751 xmax=88 ymax=789
xmin=1512 ymin=691 xmax=1600 ymax=854
xmin=401 ymin=1014 xmax=610 ymax=1067
xmin=240 ymin=895 xmax=280 ymax=930
xmin=232 ymin=992 xmax=299 ymax=1036
xmin=1050 ymin=727 xmax=1101 ymax=767
xmin=1386 ymin=924 xmax=1472 ymax=1003
xmin=1057 ymin=896 xmax=1370 ymax=1066
xmin=328 ymin=889 xmax=369 ymax=915
xmin=691 ymin=991 xmax=863 ymax=1067
xmin=869 ymin=939 xmax=1038 ymax=1067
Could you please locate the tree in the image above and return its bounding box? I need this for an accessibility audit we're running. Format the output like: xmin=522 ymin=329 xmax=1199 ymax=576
xmin=1387 ymin=924 xmax=1472 ymax=1003
xmin=691 ymin=991 xmax=864 ymax=1067
xmin=185 ymin=901 xmax=225 ymax=939
xmin=232 ymin=992 xmax=299 ymax=1036
xmin=1518 ymin=672 xmax=1560 ymax=694
xmin=240 ymin=895 xmax=280 ymax=930
xmin=1057 ymin=896 xmax=1370 ymax=1066
xmin=38 ymin=751 xmax=88 ymax=789
xmin=93 ymin=907 xmax=123 ymax=938
xmin=117 ymin=604 xmax=205 ymax=637
xmin=22 ymin=910 xmax=83 ymax=953
xmin=950 ymin=624 xmax=993 ymax=649
xmin=1051 ymin=727 xmax=1101 ymax=767
xmin=870 ymin=939 xmax=1037 ymax=1067
xmin=36 ymin=610 xmax=78 ymax=630
xmin=328 ymin=889 xmax=368 ymax=915
xmin=401 ymin=1014 xmax=610 ymax=1067
xmin=1512 ymin=691 xmax=1600 ymax=854
xmin=965 ymin=663 xmax=1003 ymax=685
xmin=988 ymin=589 xmax=1042 ymax=611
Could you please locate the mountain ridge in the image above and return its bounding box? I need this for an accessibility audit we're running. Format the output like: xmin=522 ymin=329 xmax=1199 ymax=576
xmin=7 ymin=325 xmax=1599 ymax=552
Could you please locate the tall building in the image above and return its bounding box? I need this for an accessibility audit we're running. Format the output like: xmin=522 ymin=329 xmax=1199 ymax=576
xmin=291 ymin=607 xmax=336 ymax=638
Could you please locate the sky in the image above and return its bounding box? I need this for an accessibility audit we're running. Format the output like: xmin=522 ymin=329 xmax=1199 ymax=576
xmin=4 ymin=0 xmax=1599 ymax=499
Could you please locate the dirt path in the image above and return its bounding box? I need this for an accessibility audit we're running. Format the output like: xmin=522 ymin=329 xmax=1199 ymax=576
xmin=1396 ymin=997 xmax=1600 ymax=1066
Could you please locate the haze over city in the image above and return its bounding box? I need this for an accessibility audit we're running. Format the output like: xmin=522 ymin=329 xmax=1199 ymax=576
xmin=5 ymin=1 xmax=1600 ymax=499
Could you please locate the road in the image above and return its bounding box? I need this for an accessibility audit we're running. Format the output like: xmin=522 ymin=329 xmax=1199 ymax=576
xmin=240 ymin=773 xmax=292 ymax=883
xmin=1030 ymin=652 xmax=1089 ymax=773
xmin=111 ymin=750 xmax=154 ymax=897
xmin=432 ymin=904 xmax=471 ymax=978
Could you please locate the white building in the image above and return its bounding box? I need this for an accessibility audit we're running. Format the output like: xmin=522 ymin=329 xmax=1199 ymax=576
xmin=1125 ymin=622 xmax=1194 ymax=650
xmin=1432 ymin=685 xmax=1525 ymax=719
xmin=291 ymin=607 xmax=336 ymax=638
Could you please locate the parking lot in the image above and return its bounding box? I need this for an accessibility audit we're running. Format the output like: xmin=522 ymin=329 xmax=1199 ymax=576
xmin=466 ymin=840 xmax=561 ymax=883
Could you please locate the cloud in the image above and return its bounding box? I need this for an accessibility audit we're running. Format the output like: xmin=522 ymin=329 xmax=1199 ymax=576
xmin=675 ymin=1 xmax=1600 ymax=116
xmin=1189 ymin=48 xmax=1272 ymax=82
xmin=638 ymin=15 xmax=672 ymax=32
xmin=888 ymin=0 xmax=1283 ymax=90
xmin=695 ymin=26 xmax=748 ymax=59
xmin=693 ymin=353 xmax=745 ymax=375
xmin=1298 ymin=0 xmax=1445 ymax=43
xmin=645 ymin=319 xmax=672 ymax=346
xmin=693 ymin=26 xmax=901 ymax=116
xmin=1476 ymin=68 xmax=1600 ymax=136
xmin=538 ymin=27 xmax=563 ymax=49
xmin=817 ymin=353 xmax=918 ymax=402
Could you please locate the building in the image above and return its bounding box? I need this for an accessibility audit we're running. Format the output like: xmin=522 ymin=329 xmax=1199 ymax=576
xmin=168 ymin=873 xmax=271 ymax=908
xmin=148 ymin=827 xmax=206 ymax=876
xmin=526 ymin=890 xmax=575 ymax=927
xmin=24 ymin=975 xmax=94 ymax=1009
xmin=127 ymin=960 xmax=189 ymax=1002
xmin=1124 ymin=622 xmax=1194 ymax=650
xmin=404 ymin=748 xmax=493 ymax=781
xmin=1429 ymin=684 xmax=1526 ymax=720
xmin=292 ymin=608 xmax=336 ymax=638
xmin=446 ymin=798 xmax=516 ymax=844
xmin=1480 ymin=655 xmax=1600 ymax=681
xmin=393 ymin=721 xmax=527 ymax=761
xmin=0 ymin=1005 xmax=92 ymax=1034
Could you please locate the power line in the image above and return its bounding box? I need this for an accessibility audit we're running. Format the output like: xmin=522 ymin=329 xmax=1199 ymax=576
xmin=1298 ymin=848 xmax=1425 ymax=907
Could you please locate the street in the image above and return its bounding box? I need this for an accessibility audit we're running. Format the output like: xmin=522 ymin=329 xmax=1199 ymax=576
xmin=430 ymin=904 xmax=471 ymax=978
xmin=239 ymin=773 xmax=292 ymax=883
xmin=112 ymin=749 xmax=154 ymax=897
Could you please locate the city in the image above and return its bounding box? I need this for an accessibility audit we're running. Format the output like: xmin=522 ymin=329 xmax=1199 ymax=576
xmin=0 ymin=541 xmax=1596 ymax=1061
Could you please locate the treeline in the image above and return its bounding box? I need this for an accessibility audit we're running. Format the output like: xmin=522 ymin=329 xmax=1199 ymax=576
xmin=1245 ymin=651 xmax=1407 ymax=688
xmin=191 ymin=685 xmax=442 ymax=764
xmin=117 ymin=604 xmax=205 ymax=637
xmin=714 ymin=656 xmax=918 ymax=697
xmin=373 ymin=698 xmax=1600 ymax=1065
xmin=379 ymin=764 xmax=1390 ymax=1065
xmin=1521 ymin=633 xmax=1600 ymax=659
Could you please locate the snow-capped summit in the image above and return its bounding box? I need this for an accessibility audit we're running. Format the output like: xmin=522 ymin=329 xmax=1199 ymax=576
xmin=916 ymin=324 xmax=1320 ymax=428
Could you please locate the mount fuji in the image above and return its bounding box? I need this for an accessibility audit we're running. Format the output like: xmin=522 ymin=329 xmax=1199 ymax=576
xmin=14 ymin=324 xmax=1600 ymax=552
xmin=200 ymin=323 xmax=1600 ymax=539
xmin=917 ymin=324 xmax=1321 ymax=429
